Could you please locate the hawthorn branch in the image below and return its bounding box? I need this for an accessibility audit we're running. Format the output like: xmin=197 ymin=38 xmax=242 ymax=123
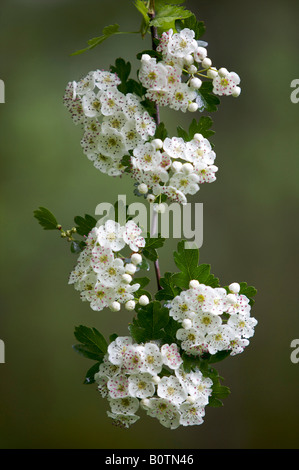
xmin=148 ymin=1 xmax=162 ymax=291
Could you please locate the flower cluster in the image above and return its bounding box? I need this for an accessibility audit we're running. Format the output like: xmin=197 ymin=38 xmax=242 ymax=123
xmin=95 ymin=336 xmax=213 ymax=429
xmin=138 ymin=27 xmax=241 ymax=113
xmin=169 ymin=281 xmax=257 ymax=356
xmin=63 ymin=70 xmax=156 ymax=176
xmin=132 ymin=133 xmax=217 ymax=205
xmin=68 ymin=220 xmax=147 ymax=312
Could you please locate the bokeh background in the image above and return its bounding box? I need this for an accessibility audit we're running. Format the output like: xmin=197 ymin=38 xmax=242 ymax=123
xmin=0 ymin=0 xmax=299 ymax=449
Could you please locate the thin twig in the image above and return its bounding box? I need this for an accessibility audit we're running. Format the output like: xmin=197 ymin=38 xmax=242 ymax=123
xmin=148 ymin=3 xmax=162 ymax=291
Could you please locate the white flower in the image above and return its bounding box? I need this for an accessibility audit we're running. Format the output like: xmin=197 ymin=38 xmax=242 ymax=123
xmin=227 ymin=314 xmax=258 ymax=339
xmin=229 ymin=336 xmax=250 ymax=356
xmin=94 ymin=70 xmax=121 ymax=91
xmin=122 ymin=220 xmax=145 ymax=252
xmin=96 ymin=220 xmax=126 ymax=252
xmin=107 ymin=336 xmax=133 ymax=366
xmin=99 ymin=88 xmax=125 ymax=115
xmin=108 ymin=396 xmax=139 ymax=415
xmin=161 ymin=185 xmax=187 ymax=205
xmin=169 ymin=83 xmax=197 ymax=112
xmin=63 ymin=82 xmax=86 ymax=125
xmin=167 ymin=28 xmax=197 ymax=58
xmin=140 ymin=343 xmax=163 ymax=376
xmin=102 ymin=112 xmax=127 ymax=132
xmin=82 ymin=90 xmax=102 ymax=118
xmin=122 ymin=345 xmax=144 ymax=374
xmin=212 ymin=71 xmax=241 ymax=96
xmin=135 ymin=111 xmax=156 ymax=140
xmin=193 ymin=312 xmax=222 ymax=334
xmin=83 ymin=282 xmax=115 ymax=311
xmin=143 ymin=398 xmax=180 ymax=430
xmin=97 ymin=258 xmax=125 ymax=287
xmin=128 ymin=373 xmax=155 ymax=399
xmin=107 ymin=374 xmax=129 ymax=399
xmin=75 ymin=72 xmax=96 ymax=96
xmin=107 ymin=411 xmax=140 ymax=429
xmin=176 ymin=328 xmax=205 ymax=351
xmin=157 ymin=376 xmax=187 ymax=405
xmin=123 ymin=93 xmax=144 ymax=120
xmin=169 ymin=291 xmax=194 ymax=321
xmin=169 ymin=171 xmax=199 ymax=195
xmin=163 ymin=136 xmax=187 ymax=160
xmin=205 ymin=325 xmax=235 ymax=355
xmin=179 ymin=402 xmax=205 ymax=426
xmin=138 ymin=57 xmax=168 ymax=89
xmin=121 ymin=120 xmax=144 ymax=151
xmin=161 ymin=343 xmax=183 ymax=370
xmin=186 ymin=374 xmax=213 ymax=405
xmin=132 ymin=143 xmax=162 ymax=171
xmin=97 ymin=128 xmax=126 ymax=159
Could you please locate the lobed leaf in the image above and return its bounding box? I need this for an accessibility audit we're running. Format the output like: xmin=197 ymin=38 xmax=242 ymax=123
xmin=33 ymin=207 xmax=58 ymax=231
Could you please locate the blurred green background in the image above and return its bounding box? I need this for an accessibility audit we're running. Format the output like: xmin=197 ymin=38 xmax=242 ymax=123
xmin=0 ymin=0 xmax=299 ymax=449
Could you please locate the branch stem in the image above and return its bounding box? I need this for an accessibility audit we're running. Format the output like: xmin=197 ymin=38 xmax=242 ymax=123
xmin=148 ymin=3 xmax=162 ymax=291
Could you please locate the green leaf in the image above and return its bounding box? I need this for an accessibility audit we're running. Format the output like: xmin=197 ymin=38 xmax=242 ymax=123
xmin=74 ymin=214 xmax=97 ymax=237
xmin=129 ymin=301 xmax=170 ymax=343
xmin=83 ymin=362 xmax=101 ymax=384
xmin=172 ymin=240 xmax=220 ymax=289
xmin=189 ymin=116 xmax=215 ymax=139
xmin=70 ymin=240 xmax=86 ymax=254
xmin=150 ymin=4 xmax=193 ymax=31
xmin=142 ymin=233 xmax=166 ymax=261
xmin=154 ymin=122 xmax=168 ymax=140
xmin=134 ymin=0 xmax=150 ymax=36
xmin=197 ymin=82 xmax=220 ymax=113
xmin=178 ymin=117 xmax=214 ymax=141
xmin=175 ymin=13 xmax=205 ymax=39
xmin=207 ymin=350 xmax=231 ymax=364
xmin=33 ymin=207 xmax=58 ymax=230
xmin=239 ymin=282 xmax=257 ymax=306
xmin=73 ymin=325 xmax=108 ymax=362
xmin=71 ymin=24 xmax=121 ymax=56
xmin=155 ymin=272 xmax=181 ymax=301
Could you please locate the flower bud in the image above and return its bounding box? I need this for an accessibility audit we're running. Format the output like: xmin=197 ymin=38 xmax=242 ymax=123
xmin=187 ymin=65 xmax=197 ymax=74
xmin=125 ymin=300 xmax=136 ymax=311
xmin=184 ymin=54 xmax=194 ymax=66
xmin=138 ymin=183 xmax=148 ymax=194
xmin=172 ymin=161 xmax=183 ymax=172
xmin=147 ymin=194 xmax=156 ymax=203
xmin=189 ymin=279 xmax=200 ymax=289
xmin=232 ymin=86 xmax=241 ymax=97
xmin=125 ymin=263 xmax=137 ymax=275
xmin=131 ymin=253 xmax=142 ymax=265
xmin=202 ymin=57 xmax=212 ymax=69
xmin=189 ymin=77 xmax=202 ymax=89
xmin=188 ymin=102 xmax=199 ymax=112
xmin=152 ymin=375 xmax=161 ymax=384
xmin=151 ymin=138 xmax=163 ymax=150
xmin=207 ymin=68 xmax=218 ymax=79
xmin=218 ymin=67 xmax=229 ymax=78
xmin=141 ymin=54 xmax=151 ymax=62
xmin=182 ymin=319 xmax=192 ymax=329
xmin=109 ymin=301 xmax=121 ymax=312
xmin=122 ymin=273 xmax=132 ymax=284
xmin=229 ymin=282 xmax=240 ymax=294
xmin=194 ymin=46 xmax=207 ymax=62
xmin=139 ymin=295 xmax=150 ymax=306
xmin=182 ymin=163 xmax=194 ymax=174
